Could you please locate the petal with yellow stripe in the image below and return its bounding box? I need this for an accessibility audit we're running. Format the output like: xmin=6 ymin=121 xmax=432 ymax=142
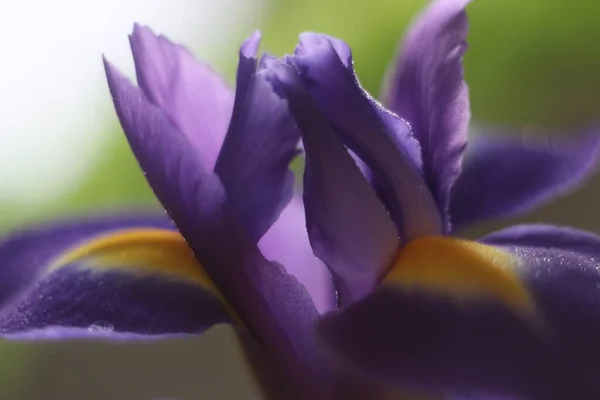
xmin=0 ymin=215 xmax=238 ymax=338
xmin=318 ymin=234 xmax=600 ymax=399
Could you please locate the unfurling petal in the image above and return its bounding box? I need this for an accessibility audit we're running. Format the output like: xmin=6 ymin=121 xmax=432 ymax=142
xmin=318 ymin=235 xmax=600 ymax=399
xmin=0 ymin=216 xmax=236 ymax=337
xmin=259 ymin=197 xmax=337 ymax=314
xmin=288 ymin=33 xmax=442 ymax=241
xmin=382 ymin=0 xmax=471 ymax=230
xmin=450 ymin=130 xmax=600 ymax=231
xmin=129 ymin=24 xmax=233 ymax=170
xmin=268 ymin=62 xmax=399 ymax=305
xmin=106 ymin=56 xmax=331 ymax=395
xmin=215 ymin=35 xmax=299 ymax=241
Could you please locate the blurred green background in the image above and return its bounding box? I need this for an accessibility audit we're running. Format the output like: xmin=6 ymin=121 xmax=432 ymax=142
xmin=1 ymin=0 xmax=599 ymax=398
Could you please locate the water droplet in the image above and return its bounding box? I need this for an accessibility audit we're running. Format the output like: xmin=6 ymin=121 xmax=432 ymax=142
xmin=88 ymin=321 xmax=114 ymax=333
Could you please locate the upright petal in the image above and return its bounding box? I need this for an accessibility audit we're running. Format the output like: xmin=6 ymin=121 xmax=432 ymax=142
xmin=318 ymin=234 xmax=600 ymax=399
xmin=382 ymin=0 xmax=470 ymax=230
xmin=215 ymin=35 xmax=299 ymax=241
xmin=129 ymin=24 xmax=234 ymax=170
xmin=0 ymin=216 xmax=237 ymax=337
xmin=450 ymin=130 xmax=600 ymax=231
xmin=104 ymin=58 xmax=227 ymax=245
xmin=259 ymin=197 xmax=337 ymax=314
xmin=106 ymin=57 xmax=332 ymax=396
xmin=268 ymin=62 xmax=400 ymax=305
xmin=288 ymin=33 xmax=442 ymax=241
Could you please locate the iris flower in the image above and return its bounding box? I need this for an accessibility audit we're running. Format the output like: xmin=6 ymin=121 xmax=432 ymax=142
xmin=1 ymin=0 xmax=600 ymax=399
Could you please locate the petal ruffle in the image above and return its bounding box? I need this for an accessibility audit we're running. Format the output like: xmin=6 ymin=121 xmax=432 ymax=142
xmin=0 ymin=216 xmax=236 ymax=337
xmin=382 ymin=0 xmax=471 ymax=230
xmin=450 ymin=130 xmax=600 ymax=231
xmin=318 ymin=234 xmax=600 ymax=399
xmin=288 ymin=33 xmax=442 ymax=241
xmin=259 ymin=197 xmax=337 ymax=314
xmin=129 ymin=24 xmax=234 ymax=170
xmin=268 ymin=62 xmax=399 ymax=305
xmin=215 ymin=35 xmax=299 ymax=241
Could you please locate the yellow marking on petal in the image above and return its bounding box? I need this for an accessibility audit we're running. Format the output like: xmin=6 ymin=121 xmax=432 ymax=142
xmin=50 ymin=229 xmax=215 ymax=287
xmin=49 ymin=228 xmax=243 ymax=324
xmin=383 ymin=236 xmax=534 ymax=313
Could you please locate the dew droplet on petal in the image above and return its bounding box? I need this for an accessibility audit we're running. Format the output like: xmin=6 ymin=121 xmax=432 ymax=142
xmin=88 ymin=321 xmax=114 ymax=333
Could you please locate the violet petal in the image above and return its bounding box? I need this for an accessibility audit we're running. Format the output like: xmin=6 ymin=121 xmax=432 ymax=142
xmin=259 ymin=196 xmax=337 ymax=314
xmin=288 ymin=33 xmax=442 ymax=241
xmin=382 ymin=0 xmax=471 ymax=230
xmin=215 ymin=36 xmax=299 ymax=241
xmin=129 ymin=24 xmax=234 ymax=170
xmin=106 ymin=59 xmax=331 ymax=393
xmin=268 ymin=61 xmax=399 ymax=305
xmin=450 ymin=130 xmax=600 ymax=231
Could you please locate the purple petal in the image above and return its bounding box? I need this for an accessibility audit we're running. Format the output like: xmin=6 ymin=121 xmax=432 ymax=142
xmin=268 ymin=62 xmax=399 ymax=304
xmin=318 ymin=235 xmax=600 ymax=399
xmin=481 ymin=224 xmax=600 ymax=386
xmin=289 ymin=33 xmax=442 ymax=241
xmin=382 ymin=0 xmax=471 ymax=231
xmin=450 ymin=130 xmax=600 ymax=231
xmin=259 ymin=197 xmax=336 ymax=313
xmin=0 ymin=217 xmax=236 ymax=337
xmin=105 ymin=59 xmax=331 ymax=393
xmin=215 ymin=36 xmax=299 ymax=240
xmin=0 ymin=213 xmax=172 ymax=309
xmin=129 ymin=24 xmax=234 ymax=170
xmin=104 ymin=58 xmax=230 ymax=254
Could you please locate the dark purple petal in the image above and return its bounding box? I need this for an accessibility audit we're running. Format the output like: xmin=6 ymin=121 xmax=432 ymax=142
xmin=0 ymin=213 xmax=172 ymax=309
xmin=215 ymin=36 xmax=299 ymax=241
xmin=105 ymin=59 xmax=332 ymax=394
xmin=450 ymin=130 xmax=600 ymax=231
xmin=0 ymin=218 xmax=236 ymax=337
xmin=481 ymin=224 xmax=600 ymax=388
xmin=382 ymin=0 xmax=471 ymax=230
xmin=288 ymin=33 xmax=442 ymax=241
xmin=259 ymin=197 xmax=336 ymax=314
xmin=318 ymin=235 xmax=600 ymax=399
xmin=129 ymin=24 xmax=234 ymax=170
xmin=268 ymin=62 xmax=399 ymax=305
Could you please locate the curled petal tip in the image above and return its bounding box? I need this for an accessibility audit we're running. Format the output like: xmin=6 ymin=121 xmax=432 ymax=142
xmin=241 ymin=30 xmax=262 ymax=58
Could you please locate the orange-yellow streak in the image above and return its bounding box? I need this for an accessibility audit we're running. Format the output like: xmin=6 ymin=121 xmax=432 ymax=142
xmin=384 ymin=236 xmax=534 ymax=313
xmin=49 ymin=228 xmax=242 ymax=324
xmin=50 ymin=229 xmax=214 ymax=287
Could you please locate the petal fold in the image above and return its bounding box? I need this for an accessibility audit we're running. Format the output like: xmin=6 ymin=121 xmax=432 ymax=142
xmin=268 ymin=61 xmax=400 ymax=304
xmin=382 ymin=0 xmax=471 ymax=230
xmin=129 ymin=24 xmax=234 ymax=170
xmin=215 ymin=35 xmax=299 ymax=241
xmin=288 ymin=33 xmax=442 ymax=241
xmin=450 ymin=130 xmax=600 ymax=231
xmin=318 ymin=234 xmax=600 ymax=399
xmin=0 ymin=216 xmax=236 ymax=337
